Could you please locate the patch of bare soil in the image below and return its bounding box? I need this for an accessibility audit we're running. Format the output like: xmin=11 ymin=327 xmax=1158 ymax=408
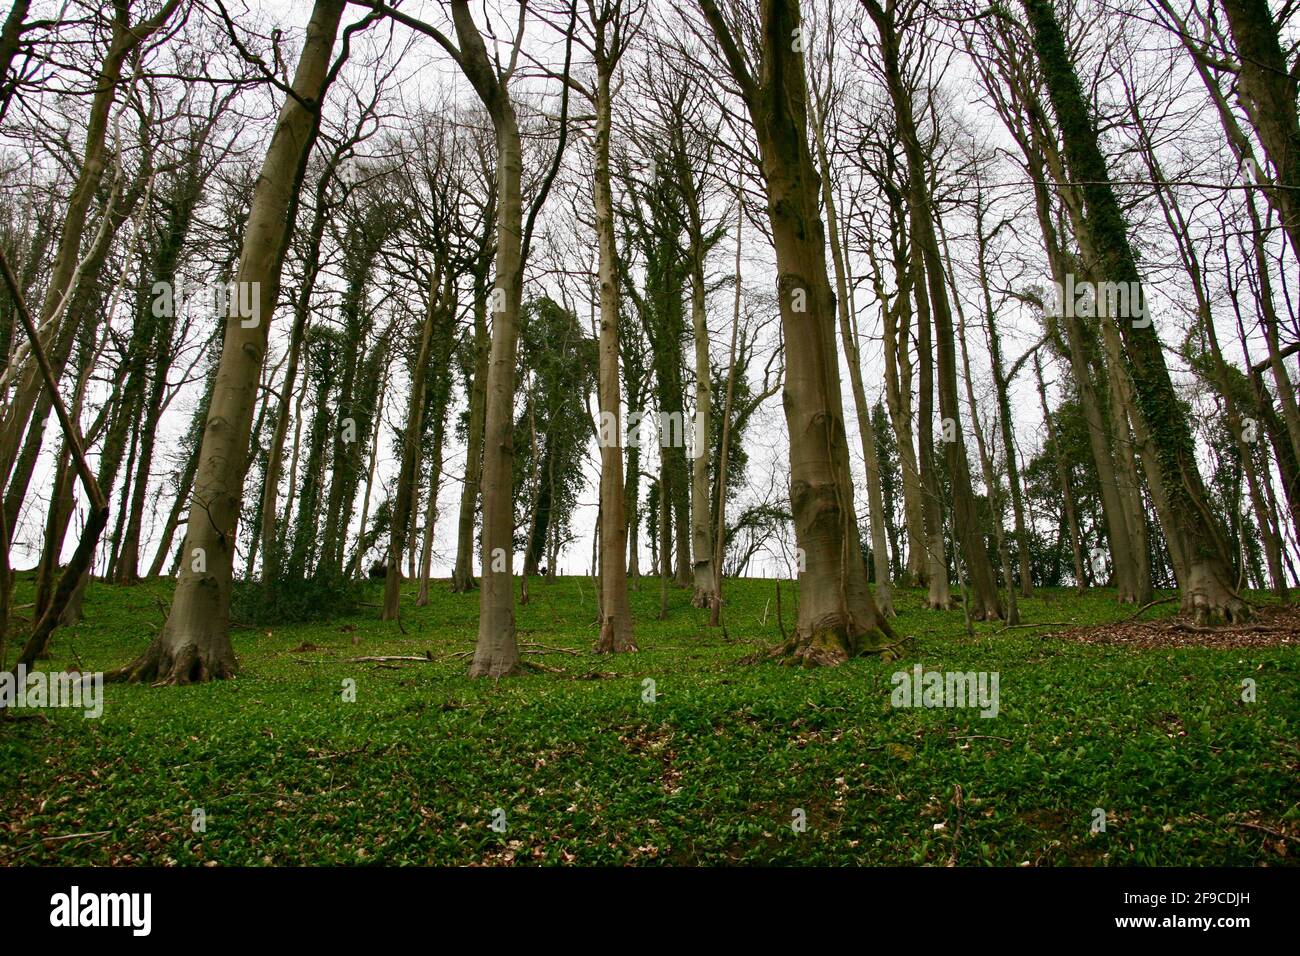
xmin=1045 ymin=603 xmax=1300 ymax=650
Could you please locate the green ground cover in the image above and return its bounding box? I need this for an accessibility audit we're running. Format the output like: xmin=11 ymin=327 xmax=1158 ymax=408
xmin=1 ymin=573 xmax=1295 ymax=865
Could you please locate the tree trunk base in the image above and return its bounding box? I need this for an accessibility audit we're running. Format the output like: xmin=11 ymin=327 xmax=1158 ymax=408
xmin=1181 ymin=561 xmax=1249 ymax=625
xmin=467 ymin=657 xmax=524 ymax=678
xmin=875 ymin=585 xmax=896 ymax=618
xmin=108 ymin=633 xmax=237 ymax=686
xmin=593 ymin=618 xmax=637 ymax=654
xmin=1114 ymin=587 xmax=1140 ymax=605
xmin=450 ymin=573 xmax=477 ymax=593
xmin=755 ymin=617 xmax=900 ymax=667
xmin=690 ymin=585 xmax=717 ymax=609
xmin=966 ymin=597 xmax=1004 ymax=622
xmin=467 ymin=629 xmax=523 ymax=677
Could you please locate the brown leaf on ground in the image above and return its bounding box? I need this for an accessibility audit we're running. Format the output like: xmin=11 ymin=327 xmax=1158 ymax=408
xmin=1045 ymin=604 xmax=1300 ymax=650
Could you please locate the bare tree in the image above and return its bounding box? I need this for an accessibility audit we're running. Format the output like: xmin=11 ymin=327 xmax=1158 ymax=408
xmin=693 ymin=0 xmax=895 ymax=663
xmin=113 ymin=1 xmax=356 ymax=683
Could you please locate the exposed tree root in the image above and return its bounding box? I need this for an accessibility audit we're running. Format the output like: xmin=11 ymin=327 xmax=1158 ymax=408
xmin=965 ymin=603 xmax=1004 ymax=622
xmin=1125 ymin=596 xmax=1177 ymax=621
xmin=745 ymin=616 xmax=908 ymax=667
xmin=107 ymin=636 xmax=237 ymax=686
xmin=449 ymin=575 xmax=477 ymax=594
xmin=518 ymin=659 xmax=563 ymax=674
xmin=1185 ymin=564 xmax=1253 ymax=632
xmin=521 ymin=642 xmax=580 ymax=656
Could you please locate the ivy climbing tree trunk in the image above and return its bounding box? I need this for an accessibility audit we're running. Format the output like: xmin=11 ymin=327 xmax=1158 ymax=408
xmin=1023 ymin=0 xmax=1244 ymax=622
xmin=451 ymin=273 xmax=489 ymax=592
xmin=383 ymin=268 xmax=442 ymax=620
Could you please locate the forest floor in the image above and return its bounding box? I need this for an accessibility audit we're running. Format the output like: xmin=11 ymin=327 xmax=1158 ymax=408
xmin=0 ymin=572 xmax=1296 ymax=866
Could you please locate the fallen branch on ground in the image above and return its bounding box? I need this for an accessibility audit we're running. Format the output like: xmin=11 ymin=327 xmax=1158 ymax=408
xmin=1126 ymin=597 xmax=1176 ymax=621
xmin=520 ymin=642 xmax=579 ymax=655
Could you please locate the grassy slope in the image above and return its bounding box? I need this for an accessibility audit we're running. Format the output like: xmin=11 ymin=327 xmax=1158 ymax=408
xmin=0 ymin=572 xmax=1296 ymax=866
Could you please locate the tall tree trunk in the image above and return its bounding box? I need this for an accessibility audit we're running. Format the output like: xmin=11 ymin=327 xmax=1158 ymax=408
xmin=592 ymin=46 xmax=635 ymax=652
xmin=451 ymin=274 xmax=489 ymax=593
xmin=469 ymin=105 xmax=524 ymax=674
xmin=1024 ymin=0 xmax=1243 ymax=621
xmin=260 ymin=174 xmax=331 ymax=583
xmin=383 ymin=269 xmax=442 ymax=620
xmin=115 ymin=345 xmax=168 ymax=582
xmin=117 ymin=154 xmax=207 ymax=583
xmin=683 ymin=189 xmax=716 ymax=611
xmin=969 ymin=199 xmax=1033 ymax=596
xmin=146 ymin=360 xmax=216 ymax=578
xmin=1026 ymin=139 xmax=1143 ymax=602
xmin=415 ymin=424 xmax=445 ymax=606
xmin=347 ymin=365 xmax=386 ymax=577
xmin=1240 ymin=188 xmax=1300 ymax=490
xmin=1034 ymin=354 xmax=1085 ymax=591
xmin=105 ymin=411 xmax=141 ymax=580
xmin=625 ymin=425 xmax=642 ymax=585
xmin=113 ymin=0 xmax=347 ymax=683
xmin=0 ymin=2 xmax=180 ymax=490
xmin=866 ymin=0 xmax=1002 ymax=619
xmin=671 ymin=449 xmax=691 ymax=588
xmin=710 ymin=208 xmax=744 ymax=627
xmin=0 ymin=244 xmax=110 ymax=668
xmin=34 ymin=339 xmax=107 ymax=616
xmin=879 ymin=260 xmax=927 ymax=586
xmin=3 ymin=179 xmax=145 ymax=543
xmin=1097 ymin=318 xmax=1154 ymax=602
xmin=698 ymin=0 xmax=893 ymax=662
xmin=657 ymin=471 xmax=669 ymax=620
xmin=522 ymin=398 xmax=544 ymax=581
xmin=0 ymin=0 xmax=31 ymax=120
xmin=912 ymin=235 xmax=952 ymax=611
xmin=958 ymin=309 xmax=1020 ymax=625
xmin=809 ymin=78 xmax=894 ymax=616
xmin=1218 ymin=0 xmax=1300 ymax=261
